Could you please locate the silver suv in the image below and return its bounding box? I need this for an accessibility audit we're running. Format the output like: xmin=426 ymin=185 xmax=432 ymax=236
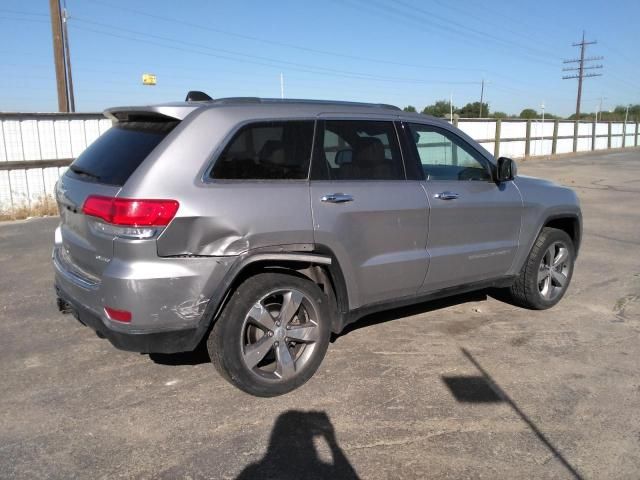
xmin=54 ymin=95 xmax=582 ymax=396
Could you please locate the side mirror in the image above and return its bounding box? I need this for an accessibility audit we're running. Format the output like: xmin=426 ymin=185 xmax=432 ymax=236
xmin=496 ymin=157 xmax=517 ymax=182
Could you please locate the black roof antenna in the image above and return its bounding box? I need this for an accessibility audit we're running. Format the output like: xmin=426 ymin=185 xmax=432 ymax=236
xmin=185 ymin=91 xmax=213 ymax=102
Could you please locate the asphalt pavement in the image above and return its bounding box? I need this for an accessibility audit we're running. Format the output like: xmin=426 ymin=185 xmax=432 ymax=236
xmin=1 ymin=149 xmax=639 ymax=479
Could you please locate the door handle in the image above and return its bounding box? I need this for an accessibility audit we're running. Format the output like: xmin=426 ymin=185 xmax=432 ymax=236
xmin=321 ymin=193 xmax=354 ymax=203
xmin=433 ymin=191 xmax=460 ymax=200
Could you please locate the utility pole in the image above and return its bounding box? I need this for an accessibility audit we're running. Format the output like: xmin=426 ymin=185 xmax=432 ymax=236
xmin=596 ymin=97 xmax=607 ymax=122
xmin=479 ymin=79 xmax=485 ymax=118
xmin=61 ymin=3 xmax=75 ymax=112
xmin=49 ymin=0 xmax=69 ymax=112
xmin=623 ymin=104 xmax=630 ymax=147
xmin=562 ymin=31 xmax=603 ymax=118
xmin=541 ymin=101 xmax=545 ymax=154
xmin=280 ymin=73 xmax=284 ymax=99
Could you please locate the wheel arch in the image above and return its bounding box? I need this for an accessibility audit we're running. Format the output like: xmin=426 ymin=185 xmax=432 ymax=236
xmin=197 ymin=251 xmax=351 ymax=344
xmin=542 ymin=214 xmax=582 ymax=255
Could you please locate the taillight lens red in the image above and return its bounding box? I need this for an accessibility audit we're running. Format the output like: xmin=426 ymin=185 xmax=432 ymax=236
xmin=104 ymin=306 xmax=132 ymax=323
xmin=82 ymin=195 xmax=179 ymax=227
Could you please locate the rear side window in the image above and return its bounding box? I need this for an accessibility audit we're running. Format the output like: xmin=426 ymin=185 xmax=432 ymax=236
xmin=67 ymin=121 xmax=176 ymax=186
xmin=312 ymin=120 xmax=404 ymax=180
xmin=210 ymin=121 xmax=315 ymax=180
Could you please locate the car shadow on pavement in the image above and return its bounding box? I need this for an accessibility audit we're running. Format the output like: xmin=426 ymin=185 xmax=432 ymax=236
xmin=443 ymin=348 xmax=584 ymax=480
xmin=147 ymin=291 xmax=489 ymax=363
xmin=332 ymin=290 xmax=488 ymax=342
xmin=147 ymin=342 xmax=211 ymax=366
xmin=236 ymin=410 xmax=360 ymax=480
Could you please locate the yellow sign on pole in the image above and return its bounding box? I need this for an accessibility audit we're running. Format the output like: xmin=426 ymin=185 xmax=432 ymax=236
xmin=142 ymin=73 xmax=157 ymax=86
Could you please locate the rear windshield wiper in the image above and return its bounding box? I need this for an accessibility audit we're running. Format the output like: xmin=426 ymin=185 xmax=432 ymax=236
xmin=69 ymin=165 xmax=101 ymax=181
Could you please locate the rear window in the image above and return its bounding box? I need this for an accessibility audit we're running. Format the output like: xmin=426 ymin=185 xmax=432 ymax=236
xmin=67 ymin=121 xmax=177 ymax=186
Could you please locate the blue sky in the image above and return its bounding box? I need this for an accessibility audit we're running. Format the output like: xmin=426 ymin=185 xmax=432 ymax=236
xmin=1 ymin=0 xmax=638 ymax=116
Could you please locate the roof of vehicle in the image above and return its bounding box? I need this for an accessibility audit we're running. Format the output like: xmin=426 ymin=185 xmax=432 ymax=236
xmin=104 ymin=96 xmax=445 ymax=121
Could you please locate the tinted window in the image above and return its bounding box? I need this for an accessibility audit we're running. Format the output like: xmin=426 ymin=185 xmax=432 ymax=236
xmin=67 ymin=121 xmax=176 ymax=186
xmin=211 ymin=121 xmax=314 ymax=180
xmin=408 ymin=124 xmax=491 ymax=181
xmin=314 ymin=120 xmax=404 ymax=180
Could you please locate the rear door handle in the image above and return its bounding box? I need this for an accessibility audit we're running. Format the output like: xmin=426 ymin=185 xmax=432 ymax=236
xmin=321 ymin=193 xmax=354 ymax=203
xmin=433 ymin=191 xmax=460 ymax=200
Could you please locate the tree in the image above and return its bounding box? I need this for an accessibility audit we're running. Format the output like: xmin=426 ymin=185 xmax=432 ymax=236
xmin=403 ymin=105 xmax=417 ymax=113
xmin=613 ymin=104 xmax=640 ymax=122
xmin=422 ymin=100 xmax=453 ymax=117
xmin=568 ymin=112 xmax=595 ymax=121
xmin=457 ymin=102 xmax=489 ymax=118
xmin=491 ymin=111 xmax=508 ymax=119
xmin=519 ymin=108 xmax=538 ymax=119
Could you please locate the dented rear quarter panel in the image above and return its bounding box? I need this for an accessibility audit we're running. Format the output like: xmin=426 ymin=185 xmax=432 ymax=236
xmin=119 ymin=106 xmax=319 ymax=257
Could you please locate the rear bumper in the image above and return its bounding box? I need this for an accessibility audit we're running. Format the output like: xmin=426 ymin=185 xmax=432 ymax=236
xmin=56 ymin=284 xmax=201 ymax=353
xmin=52 ymin=225 xmax=235 ymax=353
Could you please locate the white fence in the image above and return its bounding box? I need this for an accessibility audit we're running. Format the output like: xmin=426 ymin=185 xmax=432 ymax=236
xmin=0 ymin=113 xmax=111 ymax=211
xmin=456 ymin=118 xmax=639 ymax=160
xmin=0 ymin=113 xmax=638 ymax=212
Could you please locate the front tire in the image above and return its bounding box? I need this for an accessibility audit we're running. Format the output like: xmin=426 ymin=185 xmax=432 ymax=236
xmin=207 ymin=272 xmax=331 ymax=397
xmin=509 ymin=227 xmax=575 ymax=310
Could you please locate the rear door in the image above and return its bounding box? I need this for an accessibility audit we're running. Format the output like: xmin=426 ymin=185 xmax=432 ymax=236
xmin=310 ymin=119 xmax=429 ymax=309
xmin=56 ymin=120 xmax=177 ymax=278
xmin=403 ymin=122 xmax=522 ymax=292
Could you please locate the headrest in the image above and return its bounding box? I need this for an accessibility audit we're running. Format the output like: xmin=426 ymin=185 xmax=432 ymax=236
xmin=335 ymin=149 xmax=353 ymax=165
xmin=259 ymin=140 xmax=286 ymax=165
xmin=353 ymin=137 xmax=385 ymax=166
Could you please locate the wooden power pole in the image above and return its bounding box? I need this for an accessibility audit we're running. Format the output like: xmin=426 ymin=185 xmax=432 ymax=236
xmin=562 ymin=31 xmax=603 ymax=119
xmin=49 ymin=0 xmax=69 ymax=112
xmin=61 ymin=5 xmax=75 ymax=112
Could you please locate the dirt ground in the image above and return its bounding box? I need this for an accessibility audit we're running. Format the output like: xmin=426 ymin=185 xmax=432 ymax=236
xmin=1 ymin=149 xmax=639 ymax=479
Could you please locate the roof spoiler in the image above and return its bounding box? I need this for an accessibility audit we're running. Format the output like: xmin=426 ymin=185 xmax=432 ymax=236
xmin=185 ymin=90 xmax=213 ymax=102
xmin=104 ymin=105 xmax=201 ymax=122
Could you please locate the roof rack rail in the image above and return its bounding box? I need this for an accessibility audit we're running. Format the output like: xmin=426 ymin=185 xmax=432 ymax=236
xmin=205 ymin=97 xmax=401 ymax=110
xmin=185 ymin=91 xmax=213 ymax=102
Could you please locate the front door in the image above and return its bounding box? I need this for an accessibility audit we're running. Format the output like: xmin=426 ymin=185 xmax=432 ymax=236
xmin=310 ymin=119 xmax=429 ymax=309
xmin=404 ymin=123 xmax=522 ymax=293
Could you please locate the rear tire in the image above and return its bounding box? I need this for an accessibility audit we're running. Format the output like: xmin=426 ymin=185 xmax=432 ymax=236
xmin=207 ymin=272 xmax=331 ymax=397
xmin=509 ymin=227 xmax=575 ymax=310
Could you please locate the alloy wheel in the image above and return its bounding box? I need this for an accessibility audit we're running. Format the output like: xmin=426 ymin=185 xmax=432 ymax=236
xmin=538 ymin=241 xmax=571 ymax=301
xmin=240 ymin=289 xmax=320 ymax=381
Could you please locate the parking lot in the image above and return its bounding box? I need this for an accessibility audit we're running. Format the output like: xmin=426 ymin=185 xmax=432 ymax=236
xmin=1 ymin=149 xmax=639 ymax=479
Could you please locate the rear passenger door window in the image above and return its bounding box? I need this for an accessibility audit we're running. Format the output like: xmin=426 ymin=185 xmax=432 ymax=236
xmin=313 ymin=120 xmax=405 ymax=180
xmin=210 ymin=121 xmax=314 ymax=180
xmin=407 ymin=124 xmax=492 ymax=181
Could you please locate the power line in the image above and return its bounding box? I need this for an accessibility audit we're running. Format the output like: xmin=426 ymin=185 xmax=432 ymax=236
xmin=390 ymin=0 xmax=555 ymax=60
xmin=85 ymin=0 xmax=558 ymax=96
xmin=0 ymin=8 xmax=48 ymax=17
xmin=0 ymin=14 xmax=49 ymax=24
xmin=84 ymin=0 xmax=482 ymax=74
xmin=2 ymin=4 xmax=560 ymax=102
xmin=69 ymin=18 xmax=484 ymax=86
xmin=562 ymin=31 xmax=603 ymax=118
xmin=340 ymin=0 xmax=559 ymax=68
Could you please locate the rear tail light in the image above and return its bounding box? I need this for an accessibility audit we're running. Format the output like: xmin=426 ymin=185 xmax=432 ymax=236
xmin=104 ymin=306 xmax=132 ymax=323
xmin=83 ymin=196 xmax=179 ymax=226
